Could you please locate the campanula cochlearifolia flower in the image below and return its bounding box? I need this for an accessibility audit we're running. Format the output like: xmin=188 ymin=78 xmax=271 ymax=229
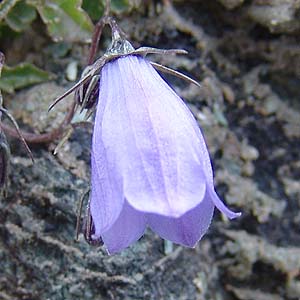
xmin=90 ymin=55 xmax=241 ymax=254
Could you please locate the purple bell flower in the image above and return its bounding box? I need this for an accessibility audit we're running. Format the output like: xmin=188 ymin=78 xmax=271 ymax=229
xmin=90 ymin=54 xmax=240 ymax=254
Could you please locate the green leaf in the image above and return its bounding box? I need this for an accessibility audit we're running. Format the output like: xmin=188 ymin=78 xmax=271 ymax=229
xmin=28 ymin=0 xmax=93 ymax=42
xmin=111 ymin=0 xmax=129 ymax=13
xmin=5 ymin=1 xmax=36 ymax=32
xmin=0 ymin=23 xmax=18 ymax=39
xmin=82 ymin=0 xmax=130 ymax=21
xmin=0 ymin=0 xmax=19 ymax=22
xmin=0 ymin=63 xmax=54 ymax=93
xmin=82 ymin=0 xmax=104 ymax=21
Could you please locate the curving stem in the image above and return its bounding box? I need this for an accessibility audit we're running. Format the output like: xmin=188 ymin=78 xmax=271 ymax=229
xmin=0 ymin=1 xmax=112 ymax=146
xmin=88 ymin=0 xmax=111 ymax=64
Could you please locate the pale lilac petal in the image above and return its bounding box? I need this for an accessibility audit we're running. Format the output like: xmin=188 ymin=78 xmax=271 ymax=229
xmin=148 ymin=188 xmax=215 ymax=247
xmin=90 ymin=64 xmax=125 ymax=237
xmin=144 ymin=61 xmax=214 ymax=186
xmin=142 ymin=57 xmax=241 ymax=218
xmin=99 ymin=56 xmax=207 ymax=217
xmin=101 ymin=201 xmax=147 ymax=254
xmin=90 ymin=151 xmax=124 ymax=237
xmin=209 ymin=189 xmax=241 ymax=219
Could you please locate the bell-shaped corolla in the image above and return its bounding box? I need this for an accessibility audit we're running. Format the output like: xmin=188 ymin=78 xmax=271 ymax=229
xmin=90 ymin=55 xmax=240 ymax=254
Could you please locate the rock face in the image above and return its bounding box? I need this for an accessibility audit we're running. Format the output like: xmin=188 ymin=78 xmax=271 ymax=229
xmin=1 ymin=1 xmax=300 ymax=299
xmin=248 ymin=0 xmax=300 ymax=33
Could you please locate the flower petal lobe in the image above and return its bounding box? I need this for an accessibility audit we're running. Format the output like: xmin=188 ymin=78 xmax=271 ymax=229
xmin=100 ymin=56 xmax=210 ymax=217
xmin=101 ymin=201 xmax=147 ymax=254
xmin=148 ymin=188 xmax=215 ymax=247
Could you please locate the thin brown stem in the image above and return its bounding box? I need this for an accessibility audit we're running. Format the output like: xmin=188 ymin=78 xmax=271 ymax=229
xmin=0 ymin=108 xmax=34 ymax=161
xmin=88 ymin=19 xmax=106 ymax=64
xmin=88 ymin=0 xmax=111 ymax=64
xmin=0 ymin=101 xmax=76 ymax=144
xmin=1 ymin=123 xmax=60 ymax=143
